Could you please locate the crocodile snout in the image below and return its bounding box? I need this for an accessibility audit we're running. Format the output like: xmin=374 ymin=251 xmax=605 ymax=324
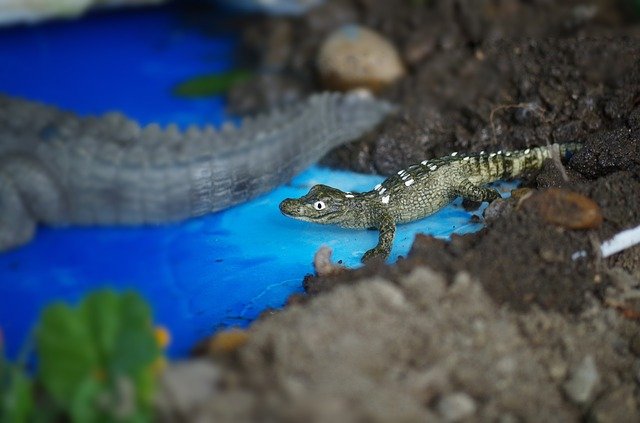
xmin=279 ymin=198 xmax=298 ymax=216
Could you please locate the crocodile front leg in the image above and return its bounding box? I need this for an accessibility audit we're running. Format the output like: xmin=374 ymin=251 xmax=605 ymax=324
xmin=455 ymin=180 xmax=501 ymax=203
xmin=0 ymin=155 xmax=66 ymax=252
xmin=362 ymin=211 xmax=396 ymax=263
xmin=0 ymin=173 xmax=36 ymax=251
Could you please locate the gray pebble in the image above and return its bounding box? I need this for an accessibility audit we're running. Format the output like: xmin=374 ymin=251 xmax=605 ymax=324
xmin=437 ymin=392 xmax=477 ymax=422
xmin=562 ymin=355 xmax=600 ymax=405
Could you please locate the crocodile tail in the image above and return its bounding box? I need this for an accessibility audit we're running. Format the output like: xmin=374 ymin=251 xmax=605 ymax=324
xmin=497 ymin=142 xmax=583 ymax=179
xmin=557 ymin=142 xmax=584 ymax=160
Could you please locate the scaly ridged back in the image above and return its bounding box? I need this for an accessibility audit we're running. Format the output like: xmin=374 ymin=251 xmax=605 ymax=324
xmin=463 ymin=142 xmax=584 ymax=184
xmin=447 ymin=143 xmax=582 ymax=184
xmin=0 ymin=92 xmax=394 ymax=225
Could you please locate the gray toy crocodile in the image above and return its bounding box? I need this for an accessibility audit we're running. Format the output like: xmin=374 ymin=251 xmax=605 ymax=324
xmin=0 ymin=92 xmax=393 ymax=252
xmin=280 ymin=142 xmax=583 ymax=262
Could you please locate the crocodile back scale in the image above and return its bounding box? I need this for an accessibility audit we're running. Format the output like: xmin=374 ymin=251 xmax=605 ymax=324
xmin=280 ymin=143 xmax=583 ymax=262
xmin=0 ymin=92 xmax=395 ymax=252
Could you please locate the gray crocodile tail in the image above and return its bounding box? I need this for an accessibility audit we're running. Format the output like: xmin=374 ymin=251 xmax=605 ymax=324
xmin=0 ymin=91 xmax=395 ymax=243
xmin=106 ymin=91 xmax=396 ymax=223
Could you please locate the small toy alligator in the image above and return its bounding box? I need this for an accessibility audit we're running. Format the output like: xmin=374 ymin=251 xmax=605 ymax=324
xmin=280 ymin=143 xmax=583 ymax=262
xmin=0 ymin=92 xmax=393 ymax=252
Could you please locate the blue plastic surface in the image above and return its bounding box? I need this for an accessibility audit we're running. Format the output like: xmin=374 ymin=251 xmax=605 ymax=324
xmin=0 ymin=4 xmax=510 ymax=358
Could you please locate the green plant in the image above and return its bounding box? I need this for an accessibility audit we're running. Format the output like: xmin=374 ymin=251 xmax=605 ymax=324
xmin=36 ymin=290 xmax=162 ymax=422
xmin=0 ymin=340 xmax=35 ymax=423
xmin=1 ymin=290 xmax=164 ymax=422
xmin=173 ymin=69 xmax=252 ymax=97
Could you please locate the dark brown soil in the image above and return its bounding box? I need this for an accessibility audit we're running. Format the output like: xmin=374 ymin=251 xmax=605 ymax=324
xmin=162 ymin=1 xmax=640 ymax=421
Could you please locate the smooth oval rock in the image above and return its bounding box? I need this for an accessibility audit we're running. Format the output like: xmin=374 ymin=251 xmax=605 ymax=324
xmin=522 ymin=188 xmax=603 ymax=230
xmin=562 ymin=355 xmax=600 ymax=405
xmin=317 ymin=24 xmax=405 ymax=92
xmin=436 ymin=392 xmax=477 ymax=422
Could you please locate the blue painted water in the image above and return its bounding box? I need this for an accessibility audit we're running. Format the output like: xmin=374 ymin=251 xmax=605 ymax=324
xmin=0 ymin=3 xmax=509 ymax=358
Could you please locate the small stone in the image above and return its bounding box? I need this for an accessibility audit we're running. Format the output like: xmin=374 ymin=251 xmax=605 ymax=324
xmin=483 ymin=198 xmax=511 ymax=223
xmin=522 ymin=188 xmax=603 ymax=230
xmin=208 ymin=328 xmax=249 ymax=355
xmin=317 ymin=24 xmax=405 ymax=92
xmin=562 ymin=355 xmax=600 ymax=405
xmin=313 ymin=246 xmax=346 ymax=276
xmin=548 ymin=361 xmax=568 ymax=381
xmin=436 ymin=392 xmax=477 ymax=422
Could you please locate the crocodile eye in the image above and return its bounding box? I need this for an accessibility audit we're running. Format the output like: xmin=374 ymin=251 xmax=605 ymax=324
xmin=313 ymin=201 xmax=326 ymax=211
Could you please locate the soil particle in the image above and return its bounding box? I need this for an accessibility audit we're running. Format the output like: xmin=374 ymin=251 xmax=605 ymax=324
xmin=519 ymin=188 xmax=603 ymax=230
xmin=482 ymin=197 xmax=513 ymax=224
xmin=436 ymin=392 xmax=477 ymax=422
xmin=562 ymin=355 xmax=600 ymax=405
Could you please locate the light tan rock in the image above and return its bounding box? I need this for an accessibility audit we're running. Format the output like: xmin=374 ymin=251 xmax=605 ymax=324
xmin=317 ymin=24 xmax=405 ymax=92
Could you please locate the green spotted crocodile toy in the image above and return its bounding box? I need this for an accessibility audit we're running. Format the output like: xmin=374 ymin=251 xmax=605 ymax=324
xmin=280 ymin=142 xmax=583 ymax=262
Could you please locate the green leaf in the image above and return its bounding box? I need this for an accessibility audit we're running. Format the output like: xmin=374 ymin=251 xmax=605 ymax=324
xmin=36 ymin=303 xmax=98 ymax=406
xmin=173 ymin=70 xmax=252 ymax=97
xmin=35 ymin=290 xmax=162 ymax=422
xmin=80 ymin=290 xmax=121 ymax=368
xmin=68 ymin=378 xmax=102 ymax=423
xmin=110 ymin=293 xmax=159 ymax=375
xmin=1 ymin=367 xmax=35 ymax=423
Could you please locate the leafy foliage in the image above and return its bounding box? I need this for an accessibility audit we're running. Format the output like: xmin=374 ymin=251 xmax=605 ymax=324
xmin=1 ymin=290 xmax=163 ymax=422
xmin=173 ymin=69 xmax=252 ymax=97
xmin=36 ymin=290 xmax=161 ymax=422
xmin=0 ymin=349 xmax=34 ymax=423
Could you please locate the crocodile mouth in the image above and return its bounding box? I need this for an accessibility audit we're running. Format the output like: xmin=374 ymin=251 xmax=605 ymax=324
xmin=279 ymin=198 xmax=339 ymax=223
